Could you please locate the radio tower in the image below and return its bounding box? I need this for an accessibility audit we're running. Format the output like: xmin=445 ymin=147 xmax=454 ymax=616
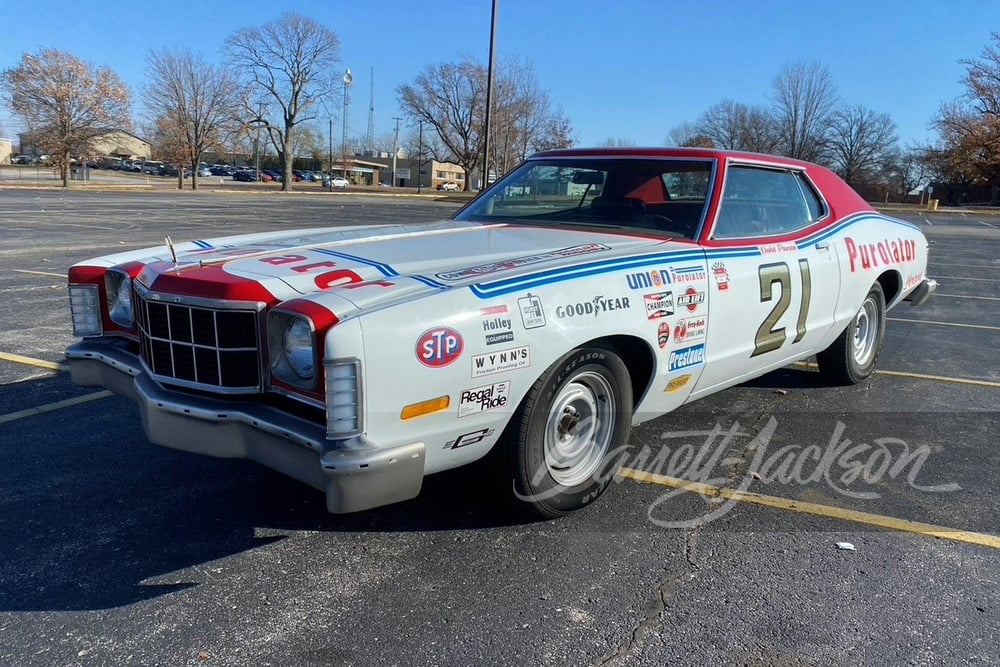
xmin=365 ymin=67 xmax=375 ymax=155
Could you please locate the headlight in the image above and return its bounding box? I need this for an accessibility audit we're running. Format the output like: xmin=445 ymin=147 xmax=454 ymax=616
xmin=105 ymin=270 xmax=133 ymax=327
xmin=282 ymin=316 xmax=315 ymax=380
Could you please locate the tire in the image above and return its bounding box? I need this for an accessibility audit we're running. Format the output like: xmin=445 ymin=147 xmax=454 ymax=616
xmin=817 ymin=281 xmax=886 ymax=385
xmin=502 ymin=345 xmax=633 ymax=518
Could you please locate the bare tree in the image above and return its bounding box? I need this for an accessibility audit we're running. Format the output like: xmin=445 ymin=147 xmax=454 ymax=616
xmin=932 ymin=33 xmax=1000 ymax=202
xmin=826 ymin=105 xmax=898 ymax=187
xmin=225 ymin=13 xmax=342 ymax=191
xmin=144 ymin=49 xmax=243 ymax=190
xmin=1 ymin=49 xmax=131 ymax=186
xmin=596 ymin=137 xmax=636 ymax=147
xmin=397 ymin=58 xmax=487 ymax=191
xmin=771 ymin=61 xmax=839 ymax=162
xmin=398 ymin=57 xmax=570 ymax=190
xmin=666 ymin=122 xmax=696 ymax=147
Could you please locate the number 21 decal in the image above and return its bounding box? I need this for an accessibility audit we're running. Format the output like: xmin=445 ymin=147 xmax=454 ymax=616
xmin=752 ymin=259 xmax=812 ymax=357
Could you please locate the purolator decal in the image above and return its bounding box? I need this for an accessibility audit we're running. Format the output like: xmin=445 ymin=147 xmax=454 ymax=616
xmin=844 ymin=236 xmax=917 ymax=272
xmin=670 ymin=265 xmax=707 ymax=283
xmin=555 ymin=296 xmax=630 ymax=319
xmin=416 ymin=327 xmax=464 ymax=368
xmin=518 ymin=293 xmax=546 ymax=329
xmin=436 ymin=244 xmax=611 ymax=281
xmin=668 ymin=344 xmax=706 ymax=371
xmin=644 ymin=292 xmax=674 ymax=320
xmin=458 ymin=381 xmax=511 ymax=417
xmin=472 ymin=346 xmax=531 ymax=378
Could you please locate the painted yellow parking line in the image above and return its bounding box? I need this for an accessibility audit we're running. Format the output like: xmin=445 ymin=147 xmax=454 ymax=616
xmin=792 ymin=361 xmax=1000 ymax=388
xmin=12 ymin=269 xmax=65 ymax=278
xmin=888 ymin=317 xmax=1000 ymax=332
xmin=0 ymin=391 xmax=113 ymax=425
xmin=618 ymin=468 xmax=1000 ymax=550
xmin=935 ymin=294 xmax=1000 ymax=302
xmin=0 ymin=351 xmax=67 ymax=372
xmin=931 ymin=275 xmax=1000 ymax=282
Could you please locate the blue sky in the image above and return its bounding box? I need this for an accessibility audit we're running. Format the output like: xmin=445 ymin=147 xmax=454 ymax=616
xmin=1 ymin=0 xmax=997 ymax=149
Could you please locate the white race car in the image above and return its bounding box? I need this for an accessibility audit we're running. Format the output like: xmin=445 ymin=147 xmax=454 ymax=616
xmin=66 ymin=148 xmax=936 ymax=517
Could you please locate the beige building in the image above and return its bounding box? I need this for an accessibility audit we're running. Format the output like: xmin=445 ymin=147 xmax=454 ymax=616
xmin=88 ymin=130 xmax=151 ymax=160
xmin=16 ymin=129 xmax=151 ymax=161
xmin=366 ymin=154 xmax=466 ymax=190
xmin=0 ymin=138 xmax=11 ymax=164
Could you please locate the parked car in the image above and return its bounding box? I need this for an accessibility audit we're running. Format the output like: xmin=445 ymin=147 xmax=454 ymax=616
xmin=324 ymin=176 xmax=350 ymax=188
xmin=12 ymin=155 xmax=34 ymax=165
xmin=64 ymin=147 xmax=936 ymax=517
xmin=437 ymin=181 xmax=460 ymax=191
xmin=232 ymin=169 xmax=257 ymax=182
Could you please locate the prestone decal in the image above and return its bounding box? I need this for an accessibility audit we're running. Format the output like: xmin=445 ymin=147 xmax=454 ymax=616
xmin=668 ymin=344 xmax=706 ymax=371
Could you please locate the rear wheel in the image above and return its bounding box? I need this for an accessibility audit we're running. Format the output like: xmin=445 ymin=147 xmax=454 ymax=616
xmin=817 ymin=282 xmax=886 ymax=385
xmin=503 ymin=346 xmax=633 ymax=518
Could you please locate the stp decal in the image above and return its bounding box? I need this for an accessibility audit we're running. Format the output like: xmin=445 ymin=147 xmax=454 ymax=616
xmin=416 ymin=327 xmax=464 ymax=367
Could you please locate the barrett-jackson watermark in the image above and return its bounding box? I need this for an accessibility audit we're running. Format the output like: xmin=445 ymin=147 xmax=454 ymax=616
xmin=520 ymin=416 xmax=961 ymax=529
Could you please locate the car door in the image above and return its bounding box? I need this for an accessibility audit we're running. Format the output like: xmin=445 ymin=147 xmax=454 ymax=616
xmin=690 ymin=163 xmax=840 ymax=399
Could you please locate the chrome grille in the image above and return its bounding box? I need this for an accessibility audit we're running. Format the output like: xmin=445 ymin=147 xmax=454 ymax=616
xmin=134 ymin=286 xmax=263 ymax=393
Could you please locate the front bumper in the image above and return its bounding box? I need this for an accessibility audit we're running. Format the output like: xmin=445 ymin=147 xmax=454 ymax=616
xmin=66 ymin=340 xmax=425 ymax=513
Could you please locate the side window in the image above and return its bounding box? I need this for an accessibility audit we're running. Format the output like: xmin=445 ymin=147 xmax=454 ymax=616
xmin=713 ymin=166 xmax=817 ymax=239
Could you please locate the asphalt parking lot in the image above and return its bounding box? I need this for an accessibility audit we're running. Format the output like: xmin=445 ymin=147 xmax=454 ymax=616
xmin=1 ymin=190 xmax=998 ymax=666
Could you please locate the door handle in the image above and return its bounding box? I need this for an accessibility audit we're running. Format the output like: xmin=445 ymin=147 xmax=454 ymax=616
xmin=815 ymin=241 xmax=830 ymax=251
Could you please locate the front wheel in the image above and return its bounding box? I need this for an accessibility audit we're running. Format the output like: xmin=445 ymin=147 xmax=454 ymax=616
xmin=503 ymin=346 xmax=633 ymax=518
xmin=817 ymin=281 xmax=886 ymax=385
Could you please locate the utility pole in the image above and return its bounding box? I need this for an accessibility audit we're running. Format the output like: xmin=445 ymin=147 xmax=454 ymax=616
xmin=328 ymin=115 xmax=334 ymax=191
xmin=342 ymin=69 xmax=353 ymax=181
xmin=391 ymin=116 xmax=402 ymax=187
xmin=417 ymin=119 xmax=423 ymax=194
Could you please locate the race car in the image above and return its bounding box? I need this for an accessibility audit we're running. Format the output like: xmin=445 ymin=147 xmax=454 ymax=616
xmin=65 ymin=148 xmax=937 ymax=517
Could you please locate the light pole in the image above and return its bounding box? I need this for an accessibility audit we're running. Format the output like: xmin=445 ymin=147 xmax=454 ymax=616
xmin=251 ymin=101 xmax=265 ymax=182
xmin=417 ymin=119 xmax=423 ymax=194
xmin=320 ymin=97 xmax=334 ymax=191
xmin=342 ymin=69 xmax=353 ymax=182
xmin=482 ymin=0 xmax=498 ymax=190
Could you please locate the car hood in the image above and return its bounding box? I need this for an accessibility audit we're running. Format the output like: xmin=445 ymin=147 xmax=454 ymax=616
xmin=126 ymin=220 xmax=688 ymax=313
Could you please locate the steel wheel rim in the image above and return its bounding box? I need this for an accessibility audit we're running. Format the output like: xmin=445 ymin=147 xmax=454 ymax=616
xmin=543 ymin=371 xmax=616 ymax=487
xmin=851 ymin=296 xmax=879 ymax=367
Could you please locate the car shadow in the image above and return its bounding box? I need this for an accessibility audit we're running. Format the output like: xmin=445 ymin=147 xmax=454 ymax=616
xmin=0 ymin=375 xmax=528 ymax=612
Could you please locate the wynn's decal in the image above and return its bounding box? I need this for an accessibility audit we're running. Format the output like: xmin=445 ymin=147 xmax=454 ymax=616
xmin=471 ymin=346 xmax=530 ymax=378
xmin=845 ymin=236 xmax=917 ymax=272
xmin=436 ymin=244 xmax=611 ymax=281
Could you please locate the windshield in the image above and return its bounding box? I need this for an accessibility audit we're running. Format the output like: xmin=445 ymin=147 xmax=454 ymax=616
xmin=454 ymin=158 xmax=715 ymax=240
